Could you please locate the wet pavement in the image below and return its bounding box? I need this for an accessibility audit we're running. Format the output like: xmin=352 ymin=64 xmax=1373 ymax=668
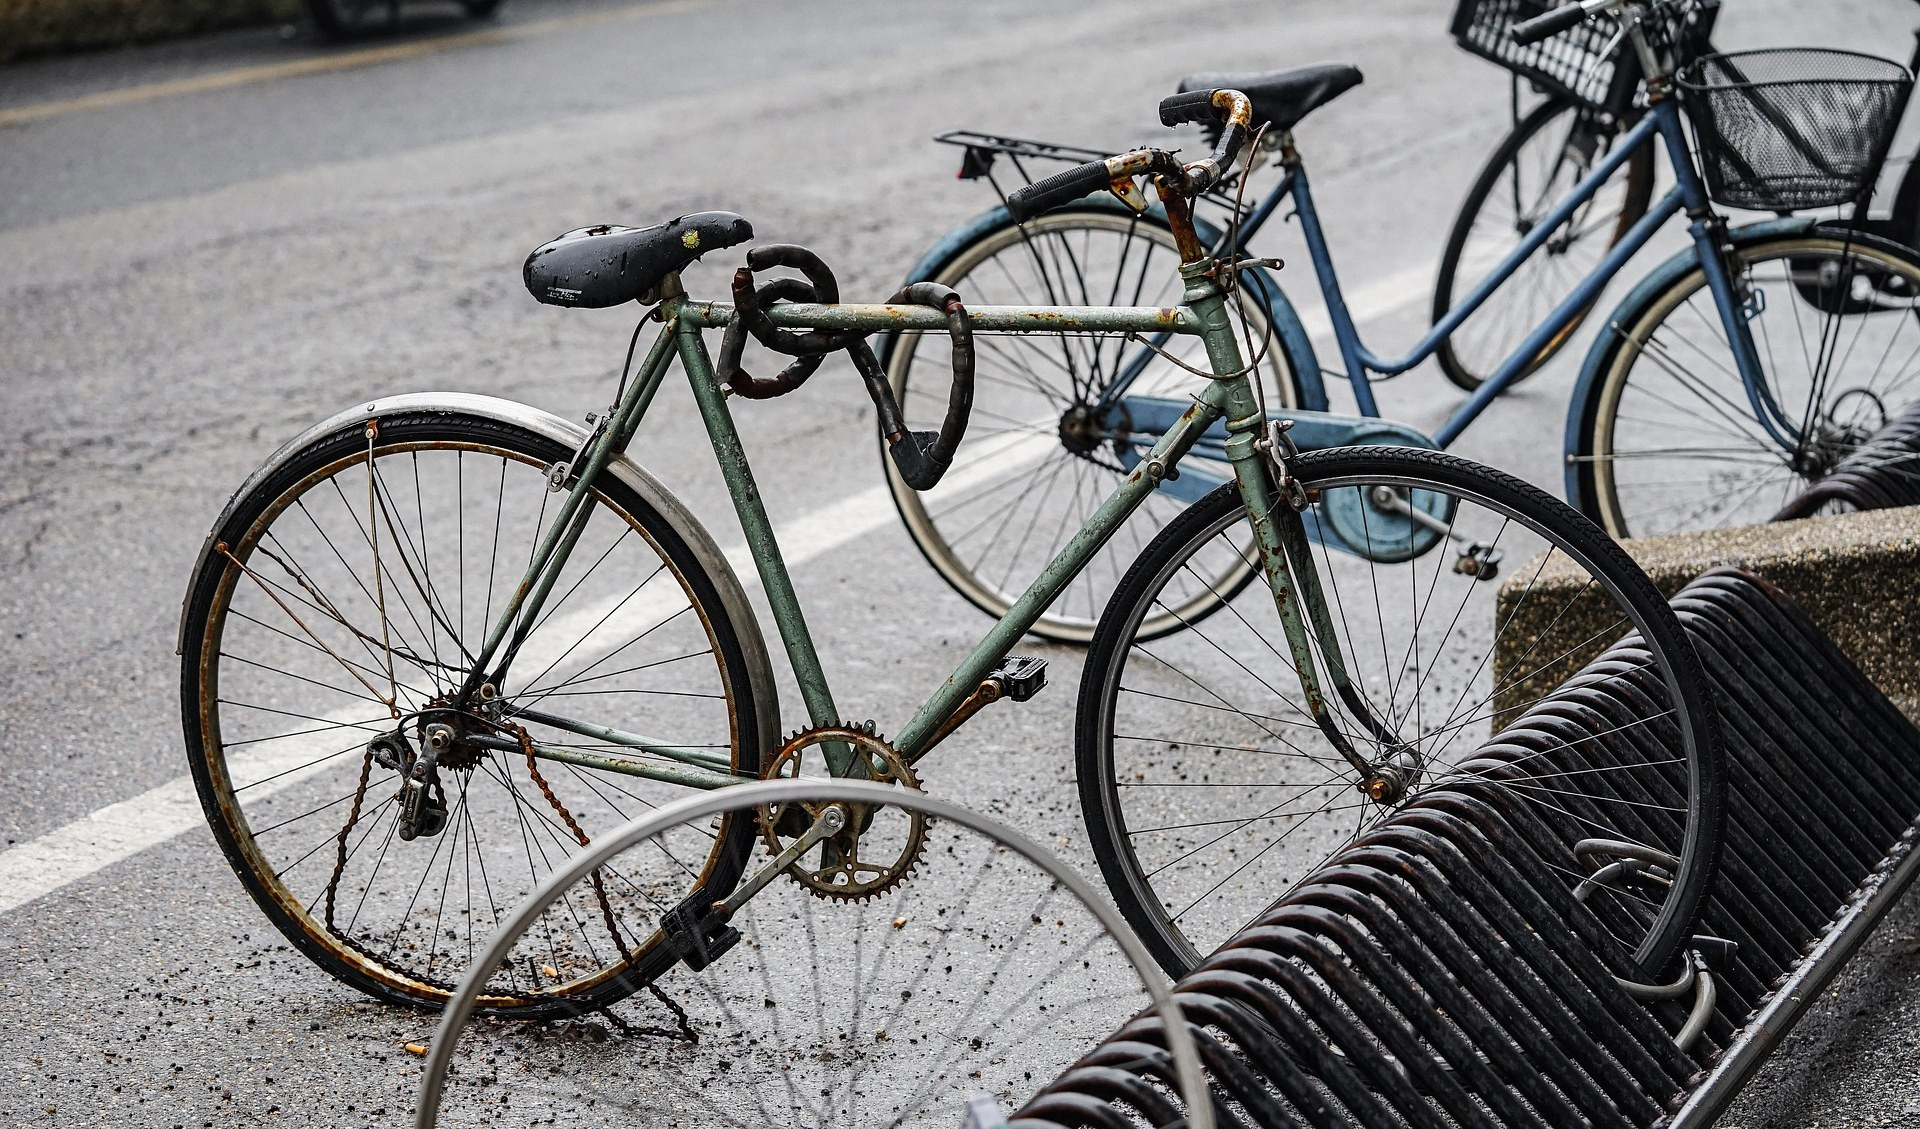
xmin=2 ymin=0 xmax=1917 ymax=1124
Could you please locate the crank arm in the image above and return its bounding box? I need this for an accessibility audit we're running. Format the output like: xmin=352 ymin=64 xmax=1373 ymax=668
xmin=716 ymin=803 xmax=848 ymax=918
xmin=1367 ymin=485 xmax=1502 ymax=577
xmin=618 ymin=805 xmax=848 ymax=974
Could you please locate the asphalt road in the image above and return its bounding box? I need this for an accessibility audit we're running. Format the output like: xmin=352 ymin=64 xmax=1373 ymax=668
xmin=3 ymin=0 xmax=1918 ymax=1124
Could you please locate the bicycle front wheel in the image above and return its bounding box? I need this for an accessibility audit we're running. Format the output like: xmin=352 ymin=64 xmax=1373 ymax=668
xmin=1434 ymin=98 xmax=1655 ymax=392
xmin=179 ymin=408 xmax=770 ymax=1016
xmin=1077 ymin=447 xmax=1722 ymax=978
xmin=1574 ymin=230 xmax=1920 ymax=538
xmin=886 ymin=206 xmax=1301 ymax=643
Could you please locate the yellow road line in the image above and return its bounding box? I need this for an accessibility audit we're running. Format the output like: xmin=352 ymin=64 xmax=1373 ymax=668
xmin=0 ymin=0 xmax=704 ymax=129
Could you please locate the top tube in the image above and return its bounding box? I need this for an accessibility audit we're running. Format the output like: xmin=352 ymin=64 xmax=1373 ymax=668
xmin=679 ymin=299 xmax=1207 ymax=336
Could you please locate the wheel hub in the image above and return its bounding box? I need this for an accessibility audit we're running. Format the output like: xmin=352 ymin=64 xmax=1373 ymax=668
xmin=1057 ymin=403 xmax=1107 ymax=456
xmin=1361 ymin=747 xmax=1422 ymax=806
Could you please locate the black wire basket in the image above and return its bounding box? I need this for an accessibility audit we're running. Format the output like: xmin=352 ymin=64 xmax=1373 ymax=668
xmin=1680 ymin=48 xmax=1913 ymax=211
xmin=1450 ymin=0 xmax=1716 ymax=117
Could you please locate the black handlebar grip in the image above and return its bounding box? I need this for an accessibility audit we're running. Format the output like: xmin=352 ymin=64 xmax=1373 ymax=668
xmin=1006 ymin=158 xmax=1114 ymax=223
xmin=1158 ymin=88 xmax=1221 ymax=127
xmin=1511 ymin=2 xmax=1587 ymax=45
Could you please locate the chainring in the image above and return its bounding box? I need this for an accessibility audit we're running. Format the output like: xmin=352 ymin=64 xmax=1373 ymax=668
xmin=759 ymin=722 xmax=928 ymax=902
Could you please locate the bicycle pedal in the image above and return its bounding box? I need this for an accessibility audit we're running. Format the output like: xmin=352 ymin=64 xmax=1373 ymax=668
xmin=990 ymin=656 xmax=1048 ymax=702
xmin=659 ymin=898 xmax=740 ymax=973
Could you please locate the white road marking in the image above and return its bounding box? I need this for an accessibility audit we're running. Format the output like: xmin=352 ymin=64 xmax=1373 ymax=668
xmin=0 ymin=429 xmax=1054 ymax=917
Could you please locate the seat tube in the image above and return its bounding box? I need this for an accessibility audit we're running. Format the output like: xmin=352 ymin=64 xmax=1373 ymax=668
xmin=675 ymin=319 xmax=854 ymax=771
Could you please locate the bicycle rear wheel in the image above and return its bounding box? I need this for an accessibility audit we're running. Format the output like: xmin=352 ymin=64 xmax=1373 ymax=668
xmin=885 ymin=206 xmax=1301 ymax=643
xmin=1077 ymin=446 xmax=1722 ymax=978
xmin=179 ymin=408 xmax=769 ymax=1016
xmin=1434 ymin=97 xmax=1656 ymax=392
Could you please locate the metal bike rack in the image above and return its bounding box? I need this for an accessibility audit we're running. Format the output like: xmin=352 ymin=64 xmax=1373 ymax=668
xmin=1775 ymin=399 xmax=1920 ymax=518
xmin=1012 ymin=566 xmax=1920 ymax=1129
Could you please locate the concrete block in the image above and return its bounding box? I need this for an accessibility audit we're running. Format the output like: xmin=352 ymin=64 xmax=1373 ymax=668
xmin=1495 ymin=505 xmax=1920 ymax=720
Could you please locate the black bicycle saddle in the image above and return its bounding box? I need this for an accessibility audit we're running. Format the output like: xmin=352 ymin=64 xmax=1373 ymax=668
xmin=524 ymin=211 xmax=754 ymax=308
xmin=1176 ymin=63 xmax=1364 ymax=134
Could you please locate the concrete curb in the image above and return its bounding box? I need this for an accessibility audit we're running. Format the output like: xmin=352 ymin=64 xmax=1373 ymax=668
xmin=1497 ymin=505 xmax=1920 ymax=720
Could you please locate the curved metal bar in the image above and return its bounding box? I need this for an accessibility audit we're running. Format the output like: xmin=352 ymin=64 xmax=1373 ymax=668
xmin=413 ymin=779 xmax=1215 ymax=1129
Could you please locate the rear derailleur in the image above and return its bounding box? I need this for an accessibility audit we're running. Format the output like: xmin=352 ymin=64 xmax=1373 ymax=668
xmin=370 ymin=729 xmax=449 ymax=841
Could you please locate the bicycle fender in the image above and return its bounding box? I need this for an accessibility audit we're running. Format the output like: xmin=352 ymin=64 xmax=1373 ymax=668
xmin=178 ymin=392 xmax=783 ymax=759
xmin=1561 ymin=215 xmax=1818 ymax=507
xmin=886 ymin=199 xmax=1325 ymax=406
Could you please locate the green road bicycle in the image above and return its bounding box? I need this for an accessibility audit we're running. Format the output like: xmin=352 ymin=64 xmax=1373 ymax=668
xmin=179 ymin=89 xmax=1723 ymax=1011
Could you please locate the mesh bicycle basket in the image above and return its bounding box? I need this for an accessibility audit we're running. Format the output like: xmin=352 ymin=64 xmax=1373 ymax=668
xmin=1680 ymin=48 xmax=1912 ymax=211
xmin=1450 ymin=0 xmax=1714 ymax=117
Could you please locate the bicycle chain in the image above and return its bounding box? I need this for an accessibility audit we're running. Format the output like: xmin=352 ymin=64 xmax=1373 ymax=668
xmin=309 ymin=722 xmax=695 ymax=1041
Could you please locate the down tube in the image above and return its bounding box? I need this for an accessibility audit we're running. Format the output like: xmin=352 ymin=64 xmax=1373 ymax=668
xmin=894 ymin=385 xmax=1231 ymax=758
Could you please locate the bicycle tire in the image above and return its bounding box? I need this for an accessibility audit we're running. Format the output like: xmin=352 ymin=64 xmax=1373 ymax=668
xmin=1077 ymin=446 xmax=1723 ymax=978
xmin=1571 ymin=229 xmax=1920 ymax=538
xmin=179 ymin=408 xmax=766 ymax=1017
xmin=884 ymin=205 xmax=1304 ymax=644
xmin=1434 ymin=97 xmax=1656 ymax=392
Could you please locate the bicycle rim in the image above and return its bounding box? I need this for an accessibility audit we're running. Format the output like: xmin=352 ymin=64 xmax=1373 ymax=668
xmin=1079 ymin=448 xmax=1720 ymax=978
xmin=180 ymin=413 xmax=762 ymax=1014
xmin=1436 ymin=99 xmax=1654 ymax=391
xmin=415 ymin=781 xmax=1215 ymax=1129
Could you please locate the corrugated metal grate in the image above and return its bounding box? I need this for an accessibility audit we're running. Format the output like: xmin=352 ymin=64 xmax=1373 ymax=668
xmin=1015 ymin=566 xmax=1920 ymax=1129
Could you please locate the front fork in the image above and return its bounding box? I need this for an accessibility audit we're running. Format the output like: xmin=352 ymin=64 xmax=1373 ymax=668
xmin=1182 ymin=258 xmax=1410 ymax=801
xmin=1690 ymin=213 xmax=1804 ymax=453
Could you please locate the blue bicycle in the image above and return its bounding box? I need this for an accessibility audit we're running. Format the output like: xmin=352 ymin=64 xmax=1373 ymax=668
xmin=887 ymin=0 xmax=1920 ymax=642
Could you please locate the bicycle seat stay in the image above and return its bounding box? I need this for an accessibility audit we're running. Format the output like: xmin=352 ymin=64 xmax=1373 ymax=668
xmin=1176 ymin=63 xmax=1363 ymax=134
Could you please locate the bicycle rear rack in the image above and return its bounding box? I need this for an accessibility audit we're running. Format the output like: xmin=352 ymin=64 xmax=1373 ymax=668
xmin=1013 ymin=566 xmax=1920 ymax=1129
xmin=1774 ymin=398 xmax=1920 ymax=518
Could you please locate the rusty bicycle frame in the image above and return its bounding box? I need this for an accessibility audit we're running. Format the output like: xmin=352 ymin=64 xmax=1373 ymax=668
xmin=455 ymin=114 xmax=1402 ymax=801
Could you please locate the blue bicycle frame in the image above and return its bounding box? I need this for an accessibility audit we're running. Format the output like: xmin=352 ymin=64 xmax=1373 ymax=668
xmin=1102 ymin=93 xmax=1800 ymax=496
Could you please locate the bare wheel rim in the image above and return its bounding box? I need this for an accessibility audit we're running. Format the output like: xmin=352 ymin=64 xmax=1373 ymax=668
xmin=415 ymin=780 xmax=1216 ymax=1129
xmin=885 ymin=209 xmax=1293 ymax=643
xmin=183 ymin=416 xmax=757 ymax=1012
xmin=1588 ymin=236 xmax=1920 ymax=538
